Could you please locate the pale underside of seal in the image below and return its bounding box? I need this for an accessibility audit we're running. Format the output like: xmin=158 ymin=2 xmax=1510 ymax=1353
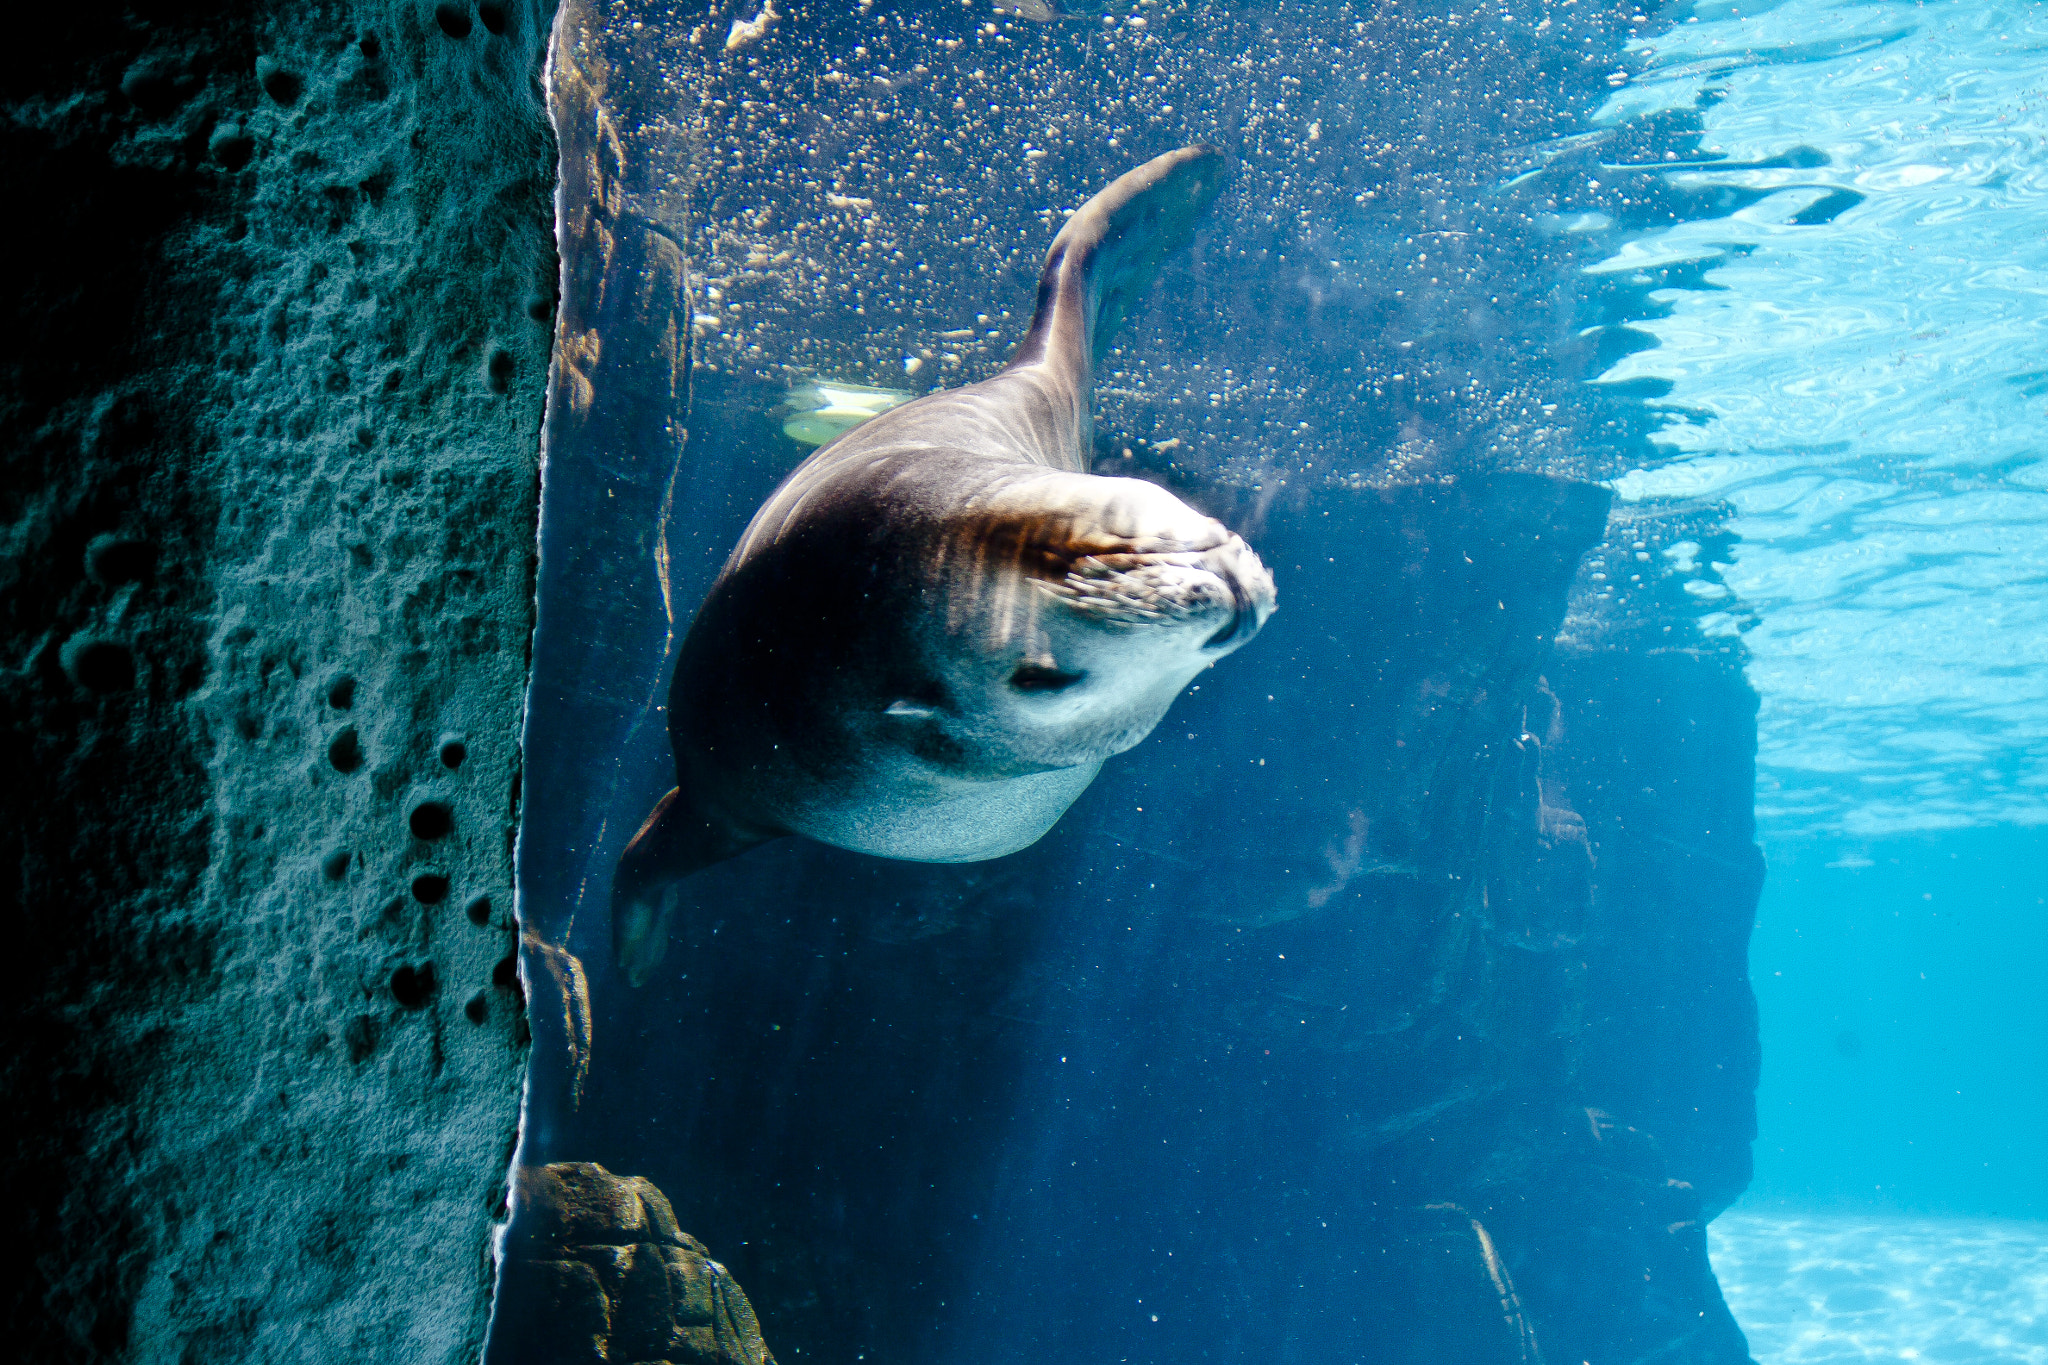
xmin=613 ymin=144 xmax=1277 ymax=984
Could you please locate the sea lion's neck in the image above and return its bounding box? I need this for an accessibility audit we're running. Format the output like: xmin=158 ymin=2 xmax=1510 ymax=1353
xmin=999 ymin=233 xmax=1096 ymax=462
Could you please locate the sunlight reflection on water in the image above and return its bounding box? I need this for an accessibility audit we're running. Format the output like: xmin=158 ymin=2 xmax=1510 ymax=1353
xmin=1591 ymin=0 xmax=2048 ymax=837
xmin=1711 ymin=1212 xmax=2048 ymax=1364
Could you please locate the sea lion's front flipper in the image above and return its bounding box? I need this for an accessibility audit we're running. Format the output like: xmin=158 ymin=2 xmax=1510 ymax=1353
xmin=1007 ymin=144 xmax=1228 ymax=414
xmin=612 ymin=784 xmax=774 ymax=986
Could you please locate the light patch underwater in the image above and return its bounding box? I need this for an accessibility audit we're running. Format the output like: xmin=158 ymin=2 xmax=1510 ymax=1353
xmin=781 ymin=379 xmax=914 ymax=446
xmin=1710 ymin=1213 xmax=2048 ymax=1364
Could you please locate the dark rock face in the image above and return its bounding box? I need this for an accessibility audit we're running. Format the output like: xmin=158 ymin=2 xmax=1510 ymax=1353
xmin=494 ymin=1162 xmax=777 ymax=1365
xmin=1 ymin=2 xmax=556 ymax=1358
xmin=1553 ymin=644 xmax=1767 ymax=1218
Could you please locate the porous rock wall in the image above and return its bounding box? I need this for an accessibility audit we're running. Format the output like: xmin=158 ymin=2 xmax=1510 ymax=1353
xmin=2 ymin=2 xmax=557 ymax=1358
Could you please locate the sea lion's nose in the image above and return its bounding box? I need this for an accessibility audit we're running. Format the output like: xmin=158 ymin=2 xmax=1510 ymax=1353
xmin=1202 ymin=535 xmax=1277 ymax=650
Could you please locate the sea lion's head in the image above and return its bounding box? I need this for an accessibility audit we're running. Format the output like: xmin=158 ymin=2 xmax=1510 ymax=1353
xmin=888 ymin=471 xmax=1275 ymax=777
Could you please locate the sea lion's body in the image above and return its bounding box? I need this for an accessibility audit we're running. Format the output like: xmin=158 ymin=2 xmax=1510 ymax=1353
xmin=614 ymin=145 xmax=1275 ymax=982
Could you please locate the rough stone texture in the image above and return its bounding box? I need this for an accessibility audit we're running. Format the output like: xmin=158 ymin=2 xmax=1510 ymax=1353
xmin=1 ymin=2 xmax=556 ymax=1358
xmin=493 ymin=1163 xmax=777 ymax=1365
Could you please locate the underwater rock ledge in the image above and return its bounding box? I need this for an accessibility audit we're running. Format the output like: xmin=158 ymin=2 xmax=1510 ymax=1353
xmin=495 ymin=1162 xmax=777 ymax=1365
xmin=0 ymin=2 xmax=558 ymax=1359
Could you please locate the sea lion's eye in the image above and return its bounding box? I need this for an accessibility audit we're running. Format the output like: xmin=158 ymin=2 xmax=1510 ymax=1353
xmin=1010 ymin=662 xmax=1084 ymax=692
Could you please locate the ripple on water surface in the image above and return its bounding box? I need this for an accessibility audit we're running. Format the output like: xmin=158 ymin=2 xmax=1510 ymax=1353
xmin=1590 ymin=0 xmax=2048 ymax=837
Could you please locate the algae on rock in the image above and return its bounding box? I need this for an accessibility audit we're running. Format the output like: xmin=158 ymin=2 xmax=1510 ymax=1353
xmin=494 ymin=1162 xmax=778 ymax=1365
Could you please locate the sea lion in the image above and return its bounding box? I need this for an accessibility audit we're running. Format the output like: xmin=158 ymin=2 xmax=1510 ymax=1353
xmin=614 ymin=144 xmax=1275 ymax=983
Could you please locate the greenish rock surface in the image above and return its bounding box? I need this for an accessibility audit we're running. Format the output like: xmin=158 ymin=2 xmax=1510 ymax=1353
xmin=494 ymin=1163 xmax=778 ymax=1365
xmin=1 ymin=2 xmax=557 ymax=1358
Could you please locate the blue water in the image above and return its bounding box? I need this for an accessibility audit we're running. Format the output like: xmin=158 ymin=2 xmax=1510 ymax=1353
xmin=510 ymin=0 xmax=2048 ymax=1360
xmin=1720 ymin=828 xmax=2048 ymax=1359
xmin=1589 ymin=0 xmax=2048 ymax=1354
xmin=1593 ymin=0 xmax=2048 ymax=838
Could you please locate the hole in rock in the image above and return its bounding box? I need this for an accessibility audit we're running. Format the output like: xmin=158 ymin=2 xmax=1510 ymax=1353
xmin=478 ymin=0 xmax=509 ymax=34
xmin=356 ymin=426 xmax=375 ymax=448
xmin=68 ymin=639 xmax=135 ymax=693
xmin=465 ymin=992 xmax=488 ymax=1024
xmin=492 ymin=953 xmax=519 ymax=990
xmin=487 ymin=348 xmax=515 ymax=393
xmin=328 ymin=727 xmax=363 ymax=773
xmin=434 ymin=3 xmax=473 ymax=39
xmin=526 ymin=294 xmax=552 ymax=321
xmin=439 ymin=738 xmax=467 ymax=769
xmin=345 ymin=1014 xmax=380 ymax=1062
xmin=359 ymin=32 xmax=381 ymax=59
xmin=119 ymin=63 xmax=180 ymax=116
xmin=327 ymin=675 xmax=356 ymax=709
xmin=412 ymin=873 xmax=450 ymax=905
xmin=209 ymin=128 xmax=254 ymax=171
xmin=322 ymin=850 xmax=353 ymax=881
xmin=259 ymin=65 xmax=303 ymax=106
xmin=466 ymin=894 xmax=492 ymax=926
xmin=409 ymin=800 xmax=454 ymax=840
xmin=86 ymin=535 xmax=154 ymax=586
xmin=390 ymin=962 xmax=437 ymax=1009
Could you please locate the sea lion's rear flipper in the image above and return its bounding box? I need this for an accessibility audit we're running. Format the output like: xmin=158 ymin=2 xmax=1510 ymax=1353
xmin=612 ymin=784 xmax=773 ymax=986
xmin=1006 ymin=144 xmax=1228 ymax=427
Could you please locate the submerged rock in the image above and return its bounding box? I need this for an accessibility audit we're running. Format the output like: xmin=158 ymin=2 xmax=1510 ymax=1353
xmin=495 ymin=1163 xmax=776 ymax=1365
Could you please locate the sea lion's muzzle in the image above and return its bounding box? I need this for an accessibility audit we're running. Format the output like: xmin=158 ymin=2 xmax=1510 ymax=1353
xmin=1199 ymin=533 xmax=1277 ymax=651
xmin=1033 ymin=525 xmax=1275 ymax=654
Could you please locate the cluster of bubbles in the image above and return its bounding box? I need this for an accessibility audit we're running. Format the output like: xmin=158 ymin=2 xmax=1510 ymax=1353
xmin=596 ymin=0 xmax=1683 ymax=490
